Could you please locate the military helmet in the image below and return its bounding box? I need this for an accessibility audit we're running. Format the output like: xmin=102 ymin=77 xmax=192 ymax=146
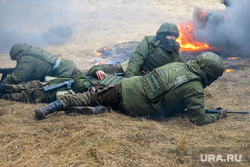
xmin=10 ymin=43 xmax=29 ymax=60
xmin=156 ymin=22 xmax=179 ymax=38
xmin=196 ymin=52 xmax=224 ymax=82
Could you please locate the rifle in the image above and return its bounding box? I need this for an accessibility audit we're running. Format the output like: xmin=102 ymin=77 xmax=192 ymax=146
xmin=183 ymin=108 xmax=249 ymax=114
xmin=205 ymin=109 xmax=249 ymax=114
xmin=43 ymin=79 xmax=74 ymax=92
xmin=0 ymin=68 xmax=15 ymax=81
xmin=42 ymin=72 xmax=126 ymax=92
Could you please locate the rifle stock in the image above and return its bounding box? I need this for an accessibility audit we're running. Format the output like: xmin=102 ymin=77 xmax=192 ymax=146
xmin=0 ymin=68 xmax=15 ymax=81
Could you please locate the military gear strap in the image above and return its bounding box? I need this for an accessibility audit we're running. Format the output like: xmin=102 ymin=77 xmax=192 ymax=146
xmin=51 ymin=59 xmax=61 ymax=76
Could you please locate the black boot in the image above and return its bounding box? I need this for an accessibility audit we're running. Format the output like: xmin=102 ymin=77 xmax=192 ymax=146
xmin=65 ymin=105 xmax=106 ymax=116
xmin=34 ymin=99 xmax=65 ymax=120
xmin=0 ymin=83 xmax=6 ymax=93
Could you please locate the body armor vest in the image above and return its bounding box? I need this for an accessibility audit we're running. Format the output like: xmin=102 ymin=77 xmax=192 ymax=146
xmin=140 ymin=44 xmax=178 ymax=73
xmin=141 ymin=62 xmax=201 ymax=102
xmin=100 ymin=75 xmax=126 ymax=86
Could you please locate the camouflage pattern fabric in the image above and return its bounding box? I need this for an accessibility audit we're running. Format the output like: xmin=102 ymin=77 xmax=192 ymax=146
xmin=125 ymin=35 xmax=183 ymax=77
xmin=60 ymin=82 xmax=125 ymax=112
xmin=2 ymin=80 xmax=47 ymax=103
xmin=1 ymin=71 xmax=125 ymax=103
xmin=58 ymin=60 xmax=219 ymax=126
xmin=140 ymin=43 xmax=183 ymax=72
xmin=3 ymin=45 xmax=79 ymax=84
xmin=122 ymin=61 xmax=218 ymax=125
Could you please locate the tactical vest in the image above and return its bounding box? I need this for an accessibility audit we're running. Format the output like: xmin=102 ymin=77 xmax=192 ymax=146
xmin=141 ymin=62 xmax=201 ymax=102
xmin=100 ymin=75 xmax=126 ymax=86
xmin=140 ymin=44 xmax=179 ymax=72
xmin=22 ymin=47 xmax=58 ymax=75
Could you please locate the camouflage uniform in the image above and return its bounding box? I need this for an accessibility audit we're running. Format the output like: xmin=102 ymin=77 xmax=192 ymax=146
xmin=57 ymin=52 xmax=224 ymax=126
xmin=1 ymin=73 xmax=88 ymax=103
xmin=125 ymin=22 xmax=184 ymax=77
xmin=3 ymin=43 xmax=80 ymax=84
xmin=1 ymin=71 xmax=125 ymax=103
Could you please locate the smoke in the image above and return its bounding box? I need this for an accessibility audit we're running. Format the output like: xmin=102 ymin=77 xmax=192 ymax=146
xmin=193 ymin=0 xmax=250 ymax=56
xmin=0 ymin=0 xmax=75 ymax=53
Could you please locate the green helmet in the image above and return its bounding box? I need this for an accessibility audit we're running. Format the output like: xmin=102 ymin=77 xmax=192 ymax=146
xmin=156 ymin=22 xmax=179 ymax=38
xmin=196 ymin=52 xmax=224 ymax=83
xmin=10 ymin=43 xmax=30 ymax=60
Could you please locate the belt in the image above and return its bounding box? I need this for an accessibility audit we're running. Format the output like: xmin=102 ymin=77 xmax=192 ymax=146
xmin=51 ymin=59 xmax=61 ymax=76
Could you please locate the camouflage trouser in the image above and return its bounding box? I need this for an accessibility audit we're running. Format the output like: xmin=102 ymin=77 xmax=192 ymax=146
xmin=60 ymin=82 xmax=126 ymax=112
xmin=2 ymin=80 xmax=49 ymax=103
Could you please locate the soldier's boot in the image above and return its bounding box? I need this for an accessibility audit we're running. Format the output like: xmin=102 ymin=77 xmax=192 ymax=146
xmin=34 ymin=99 xmax=65 ymax=120
xmin=65 ymin=105 xmax=106 ymax=116
xmin=0 ymin=83 xmax=6 ymax=93
xmin=0 ymin=83 xmax=6 ymax=97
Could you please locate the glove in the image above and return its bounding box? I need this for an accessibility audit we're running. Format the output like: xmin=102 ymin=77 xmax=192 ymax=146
xmin=217 ymin=107 xmax=227 ymax=119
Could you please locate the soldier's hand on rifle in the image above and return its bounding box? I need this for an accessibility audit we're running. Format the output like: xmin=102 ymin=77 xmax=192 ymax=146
xmin=96 ymin=71 xmax=107 ymax=80
xmin=217 ymin=107 xmax=227 ymax=119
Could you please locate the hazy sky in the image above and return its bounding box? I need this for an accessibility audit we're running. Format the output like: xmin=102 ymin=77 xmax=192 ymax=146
xmin=0 ymin=0 xmax=75 ymax=53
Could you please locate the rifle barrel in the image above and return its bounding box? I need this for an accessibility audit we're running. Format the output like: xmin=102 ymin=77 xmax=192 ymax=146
xmin=205 ymin=109 xmax=249 ymax=114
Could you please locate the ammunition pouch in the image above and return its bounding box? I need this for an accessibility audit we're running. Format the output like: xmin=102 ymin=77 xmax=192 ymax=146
xmin=141 ymin=63 xmax=201 ymax=102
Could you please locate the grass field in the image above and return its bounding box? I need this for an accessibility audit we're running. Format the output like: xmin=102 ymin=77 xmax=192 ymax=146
xmin=0 ymin=57 xmax=249 ymax=167
xmin=0 ymin=0 xmax=249 ymax=166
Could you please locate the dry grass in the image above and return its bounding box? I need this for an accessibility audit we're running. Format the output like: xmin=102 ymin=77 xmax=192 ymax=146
xmin=0 ymin=58 xmax=249 ymax=167
xmin=0 ymin=1 xmax=249 ymax=166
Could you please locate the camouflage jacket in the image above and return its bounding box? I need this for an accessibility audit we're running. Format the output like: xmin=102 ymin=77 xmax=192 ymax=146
xmin=125 ymin=35 xmax=184 ymax=77
xmin=3 ymin=46 xmax=76 ymax=84
xmin=121 ymin=61 xmax=218 ymax=126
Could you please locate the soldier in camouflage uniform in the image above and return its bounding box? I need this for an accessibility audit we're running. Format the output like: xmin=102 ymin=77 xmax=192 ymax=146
xmin=125 ymin=22 xmax=184 ymax=77
xmin=2 ymin=43 xmax=80 ymax=84
xmin=86 ymin=22 xmax=183 ymax=78
xmin=0 ymin=69 xmax=125 ymax=104
xmin=34 ymin=52 xmax=227 ymax=126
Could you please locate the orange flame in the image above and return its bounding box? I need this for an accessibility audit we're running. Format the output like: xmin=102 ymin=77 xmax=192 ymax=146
xmin=116 ymin=41 xmax=129 ymax=44
xmin=94 ymin=50 xmax=102 ymax=56
xmin=176 ymin=22 xmax=210 ymax=51
xmin=95 ymin=61 xmax=106 ymax=65
xmin=89 ymin=60 xmax=106 ymax=65
xmin=225 ymin=69 xmax=235 ymax=72
xmin=228 ymin=57 xmax=240 ymax=60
